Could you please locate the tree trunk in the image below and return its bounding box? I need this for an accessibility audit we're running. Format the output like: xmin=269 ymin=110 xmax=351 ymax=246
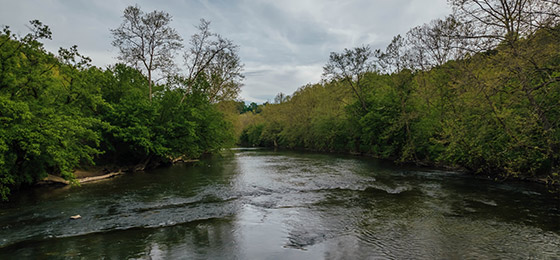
xmin=148 ymin=70 xmax=152 ymax=103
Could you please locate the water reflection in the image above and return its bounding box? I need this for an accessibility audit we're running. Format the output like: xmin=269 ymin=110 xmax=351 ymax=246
xmin=0 ymin=149 xmax=558 ymax=259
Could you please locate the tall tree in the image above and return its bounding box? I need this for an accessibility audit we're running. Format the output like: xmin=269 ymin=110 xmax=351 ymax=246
xmin=274 ymin=92 xmax=288 ymax=104
xmin=179 ymin=19 xmax=243 ymax=104
xmin=323 ymin=46 xmax=375 ymax=112
xmin=449 ymin=0 xmax=560 ymax=50
xmin=377 ymin=35 xmax=412 ymax=73
xmin=405 ymin=16 xmax=465 ymax=70
xmin=204 ymin=40 xmax=244 ymax=103
xmin=111 ymin=5 xmax=183 ymax=102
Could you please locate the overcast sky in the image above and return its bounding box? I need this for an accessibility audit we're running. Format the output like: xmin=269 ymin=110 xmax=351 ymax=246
xmin=1 ymin=0 xmax=451 ymax=103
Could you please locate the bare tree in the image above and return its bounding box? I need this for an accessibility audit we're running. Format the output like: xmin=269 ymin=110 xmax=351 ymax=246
xmin=111 ymin=5 xmax=183 ymax=102
xmin=527 ymin=1 xmax=560 ymax=24
xmin=377 ymin=35 xmax=412 ymax=73
xmin=179 ymin=19 xmax=243 ymax=104
xmin=274 ymin=92 xmax=288 ymax=104
xmin=448 ymin=0 xmax=560 ymax=50
xmin=204 ymin=41 xmax=244 ymax=103
xmin=323 ymin=46 xmax=375 ymax=111
xmin=405 ymin=16 xmax=466 ymax=70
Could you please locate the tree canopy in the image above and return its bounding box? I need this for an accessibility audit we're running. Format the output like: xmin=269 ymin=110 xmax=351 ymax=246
xmin=0 ymin=9 xmax=243 ymax=200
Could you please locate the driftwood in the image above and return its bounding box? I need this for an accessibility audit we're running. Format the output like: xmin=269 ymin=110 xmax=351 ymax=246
xmin=39 ymin=157 xmax=197 ymax=187
xmin=78 ymin=171 xmax=123 ymax=184
xmin=39 ymin=171 xmax=124 ymax=186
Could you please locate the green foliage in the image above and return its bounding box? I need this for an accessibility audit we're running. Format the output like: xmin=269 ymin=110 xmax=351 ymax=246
xmin=96 ymin=64 xmax=164 ymax=164
xmin=239 ymin=123 xmax=265 ymax=147
xmin=97 ymin=65 xmax=234 ymax=166
xmin=0 ymin=24 xmax=102 ymax=200
xmin=241 ymin=26 xmax=560 ymax=185
xmin=0 ymin=22 xmax=237 ymax=200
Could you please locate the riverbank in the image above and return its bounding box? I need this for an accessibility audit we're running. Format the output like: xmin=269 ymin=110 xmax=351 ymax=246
xmin=37 ymin=167 xmax=125 ymax=186
xmin=37 ymin=159 xmax=200 ymax=187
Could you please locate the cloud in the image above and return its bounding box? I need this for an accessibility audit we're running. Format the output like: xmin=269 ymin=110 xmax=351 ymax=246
xmin=0 ymin=0 xmax=451 ymax=103
xmin=241 ymin=63 xmax=324 ymax=103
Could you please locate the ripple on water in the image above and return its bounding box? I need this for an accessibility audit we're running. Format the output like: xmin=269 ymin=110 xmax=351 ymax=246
xmin=0 ymin=149 xmax=559 ymax=259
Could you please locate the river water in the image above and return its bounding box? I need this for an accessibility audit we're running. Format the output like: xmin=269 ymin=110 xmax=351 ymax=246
xmin=0 ymin=148 xmax=559 ymax=259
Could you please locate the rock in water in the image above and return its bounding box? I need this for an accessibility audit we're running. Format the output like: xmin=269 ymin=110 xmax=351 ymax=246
xmin=70 ymin=215 xmax=81 ymax=219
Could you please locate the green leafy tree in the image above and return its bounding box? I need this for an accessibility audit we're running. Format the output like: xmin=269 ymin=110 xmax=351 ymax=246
xmin=0 ymin=21 xmax=102 ymax=200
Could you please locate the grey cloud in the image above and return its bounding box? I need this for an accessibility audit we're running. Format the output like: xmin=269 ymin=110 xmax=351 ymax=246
xmin=241 ymin=63 xmax=323 ymax=102
xmin=0 ymin=0 xmax=450 ymax=103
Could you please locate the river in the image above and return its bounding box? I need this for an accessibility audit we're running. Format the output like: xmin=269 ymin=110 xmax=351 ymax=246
xmin=0 ymin=148 xmax=559 ymax=259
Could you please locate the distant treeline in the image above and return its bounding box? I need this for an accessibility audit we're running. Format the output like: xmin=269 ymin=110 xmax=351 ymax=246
xmin=240 ymin=0 xmax=560 ymax=185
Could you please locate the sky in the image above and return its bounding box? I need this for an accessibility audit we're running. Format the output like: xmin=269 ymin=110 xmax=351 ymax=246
xmin=0 ymin=0 xmax=451 ymax=103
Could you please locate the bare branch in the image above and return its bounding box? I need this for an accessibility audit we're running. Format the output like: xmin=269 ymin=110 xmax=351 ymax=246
xmin=323 ymin=45 xmax=374 ymax=111
xmin=179 ymin=19 xmax=244 ymax=104
xmin=111 ymin=5 xmax=183 ymax=102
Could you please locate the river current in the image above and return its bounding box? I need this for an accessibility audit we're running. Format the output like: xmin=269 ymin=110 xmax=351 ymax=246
xmin=0 ymin=148 xmax=559 ymax=259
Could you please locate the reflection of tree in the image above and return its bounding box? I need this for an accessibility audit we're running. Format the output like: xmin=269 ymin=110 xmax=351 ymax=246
xmin=140 ymin=219 xmax=239 ymax=259
xmin=0 ymin=218 xmax=240 ymax=259
xmin=440 ymin=176 xmax=560 ymax=232
xmin=0 ymin=153 xmax=243 ymax=258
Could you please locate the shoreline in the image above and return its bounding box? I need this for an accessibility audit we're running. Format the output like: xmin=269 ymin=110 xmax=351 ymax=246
xmin=37 ymin=148 xmax=558 ymax=193
xmin=38 ymin=169 xmax=125 ymax=186
xmin=247 ymin=146 xmax=559 ymax=189
xmin=37 ymin=159 xmax=200 ymax=186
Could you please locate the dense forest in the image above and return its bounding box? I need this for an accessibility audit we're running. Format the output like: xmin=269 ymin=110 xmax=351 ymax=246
xmin=0 ymin=6 xmax=243 ymax=200
xmin=240 ymin=1 xmax=560 ymax=186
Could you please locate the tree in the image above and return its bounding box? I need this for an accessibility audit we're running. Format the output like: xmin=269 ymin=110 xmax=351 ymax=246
xmin=449 ymin=0 xmax=560 ymax=50
xmin=377 ymin=35 xmax=412 ymax=73
xmin=179 ymin=19 xmax=243 ymax=104
xmin=111 ymin=5 xmax=183 ymax=103
xmin=248 ymin=102 xmax=261 ymax=114
xmin=1 ymin=21 xmax=103 ymax=200
xmin=274 ymin=92 xmax=289 ymax=104
xmin=448 ymin=0 xmax=560 ymax=177
xmin=204 ymin=41 xmax=244 ymax=103
xmin=403 ymin=16 xmax=466 ymax=126
xmin=323 ymin=46 xmax=375 ymax=112
xmin=405 ymin=16 xmax=466 ymax=70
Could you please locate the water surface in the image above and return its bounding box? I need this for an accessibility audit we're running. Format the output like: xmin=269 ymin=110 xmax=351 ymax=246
xmin=1 ymin=148 xmax=559 ymax=259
